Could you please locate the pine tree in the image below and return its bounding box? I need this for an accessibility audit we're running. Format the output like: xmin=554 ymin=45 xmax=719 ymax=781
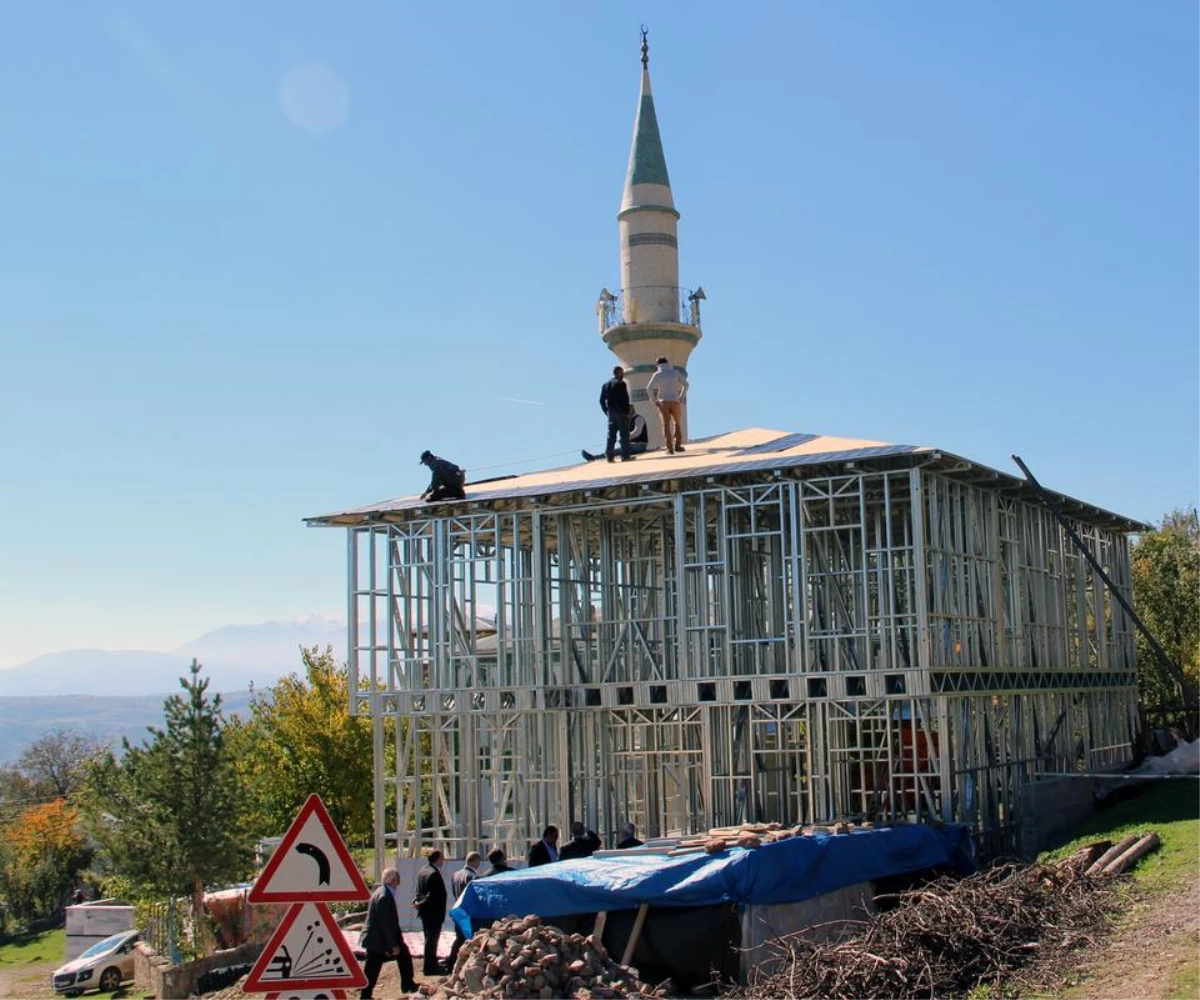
xmin=82 ymin=659 xmax=253 ymax=943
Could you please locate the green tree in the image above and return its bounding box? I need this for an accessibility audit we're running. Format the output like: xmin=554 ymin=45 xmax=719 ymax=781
xmin=228 ymin=646 xmax=381 ymax=843
xmin=82 ymin=660 xmax=253 ymax=939
xmin=1131 ymin=507 xmax=1200 ymax=711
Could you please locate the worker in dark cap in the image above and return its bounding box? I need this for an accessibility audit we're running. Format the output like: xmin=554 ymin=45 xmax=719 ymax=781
xmin=420 ymin=451 xmax=466 ymax=501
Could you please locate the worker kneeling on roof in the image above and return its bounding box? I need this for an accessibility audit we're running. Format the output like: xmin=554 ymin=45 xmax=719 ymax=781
xmin=420 ymin=450 xmax=466 ymax=501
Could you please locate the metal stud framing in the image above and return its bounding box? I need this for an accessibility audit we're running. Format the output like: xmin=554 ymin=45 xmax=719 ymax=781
xmin=345 ymin=463 xmax=1138 ymax=869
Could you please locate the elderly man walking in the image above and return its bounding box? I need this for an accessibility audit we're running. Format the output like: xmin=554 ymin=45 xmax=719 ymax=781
xmin=359 ymin=868 xmax=416 ymax=997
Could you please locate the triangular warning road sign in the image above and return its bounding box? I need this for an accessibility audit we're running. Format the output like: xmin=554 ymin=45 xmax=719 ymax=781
xmin=244 ymin=902 xmax=367 ymax=993
xmin=249 ymin=794 xmax=370 ymax=903
xmin=263 ymin=991 xmax=348 ymax=999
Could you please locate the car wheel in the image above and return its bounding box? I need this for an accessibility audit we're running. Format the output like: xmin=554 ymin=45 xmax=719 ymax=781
xmin=63 ymin=992 xmax=83 ymax=998
xmin=98 ymin=966 xmax=123 ymax=992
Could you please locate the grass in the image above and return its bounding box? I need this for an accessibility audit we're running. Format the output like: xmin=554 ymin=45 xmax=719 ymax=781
xmin=0 ymin=927 xmax=65 ymax=969
xmin=1040 ymin=778 xmax=1199 ymax=891
xmin=1038 ymin=778 xmax=1199 ymax=1000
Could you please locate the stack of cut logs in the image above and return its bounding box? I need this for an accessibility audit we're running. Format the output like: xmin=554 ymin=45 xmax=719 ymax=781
xmin=421 ymin=915 xmax=666 ymax=1000
xmin=666 ymin=819 xmax=875 ymax=856
xmin=1060 ymin=831 xmax=1162 ymax=876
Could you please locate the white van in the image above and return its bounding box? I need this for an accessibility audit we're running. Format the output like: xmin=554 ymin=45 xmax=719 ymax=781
xmin=51 ymin=930 xmax=139 ymax=996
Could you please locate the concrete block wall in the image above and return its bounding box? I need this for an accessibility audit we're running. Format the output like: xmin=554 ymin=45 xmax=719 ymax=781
xmin=134 ymin=940 xmax=261 ymax=1000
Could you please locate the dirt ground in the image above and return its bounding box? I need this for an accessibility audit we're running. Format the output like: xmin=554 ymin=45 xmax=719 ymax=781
xmin=2 ymin=878 xmax=1196 ymax=1000
xmin=1055 ymin=870 xmax=1200 ymax=1000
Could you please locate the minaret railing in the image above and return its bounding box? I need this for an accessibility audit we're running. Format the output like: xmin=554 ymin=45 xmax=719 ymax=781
xmin=597 ymin=285 xmax=701 ymax=332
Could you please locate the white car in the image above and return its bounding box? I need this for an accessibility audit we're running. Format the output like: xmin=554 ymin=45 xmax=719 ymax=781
xmin=52 ymin=930 xmax=139 ymax=996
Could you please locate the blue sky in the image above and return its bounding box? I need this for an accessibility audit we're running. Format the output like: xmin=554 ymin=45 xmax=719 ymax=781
xmin=1 ymin=2 xmax=1196 ymax=668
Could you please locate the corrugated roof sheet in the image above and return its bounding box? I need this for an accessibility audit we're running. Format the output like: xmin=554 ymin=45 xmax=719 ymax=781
xmin=305 ymin=427 xmax=1147 ymax=532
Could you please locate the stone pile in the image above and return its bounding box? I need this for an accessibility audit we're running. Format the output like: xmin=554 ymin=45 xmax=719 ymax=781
xmin=420 ymin=914 xmax=666 ymax=1000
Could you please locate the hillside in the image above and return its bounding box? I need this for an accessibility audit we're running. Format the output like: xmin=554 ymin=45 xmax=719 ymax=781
xmin=0 ymin=690 xmax=256 ymax=764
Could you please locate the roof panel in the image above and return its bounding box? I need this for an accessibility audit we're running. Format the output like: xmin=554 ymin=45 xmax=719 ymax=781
xmin=305 ymin=426 xmax=1146 ymax=533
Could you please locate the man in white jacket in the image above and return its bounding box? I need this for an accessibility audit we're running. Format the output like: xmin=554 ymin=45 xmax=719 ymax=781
xmin=646 ymin=357 xmax=688 ymax=454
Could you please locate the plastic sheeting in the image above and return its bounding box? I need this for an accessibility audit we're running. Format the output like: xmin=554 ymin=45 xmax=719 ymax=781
xmin=452 ymin=823 xmax=973 ymax=935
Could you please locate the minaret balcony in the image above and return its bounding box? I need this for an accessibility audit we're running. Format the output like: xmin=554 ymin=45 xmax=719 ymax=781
xmin=596 ymin=285 xmax=704 ymax=333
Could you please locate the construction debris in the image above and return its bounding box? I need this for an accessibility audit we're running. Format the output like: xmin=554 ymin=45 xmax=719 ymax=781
xmin=421 ymin=914 xmax=670 ymax=1000
xmin=721 ymin=845 xmax=1145 ymax=1000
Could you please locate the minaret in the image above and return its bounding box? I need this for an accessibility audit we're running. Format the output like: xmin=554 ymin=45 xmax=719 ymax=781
xmin=597 ymin=30 xmax=703 ymax=450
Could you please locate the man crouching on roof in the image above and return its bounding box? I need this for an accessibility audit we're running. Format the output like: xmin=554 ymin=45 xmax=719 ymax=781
xmin=420 ymin=450 xmax=466 ymax=501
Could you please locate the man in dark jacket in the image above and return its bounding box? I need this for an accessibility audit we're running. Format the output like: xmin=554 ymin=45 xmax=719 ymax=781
xmin=557 ymin=820 xmax=602 ymax=860
xmin=413 ymin=850 xmax=448 ymax=975
xmin=484 ymin=846 xmax=512 ymax=876
xmin=526 ymin=825 xmax=559 ymax=866
xmin=420 ymin=451 xmax=467 ymax=501
xmin=582 ymin=412 xmax=649 ymax=462
xmin=616 ymin=822 xmax=644 ymax=849
xmin=359 ymin=868 xmax=416 ymax=998
xmin=598 ymin=366 xmax=634 ymax=463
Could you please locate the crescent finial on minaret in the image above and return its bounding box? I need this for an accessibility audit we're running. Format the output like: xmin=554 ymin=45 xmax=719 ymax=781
xmin=640 ymin=25 xmax=649 ymax=69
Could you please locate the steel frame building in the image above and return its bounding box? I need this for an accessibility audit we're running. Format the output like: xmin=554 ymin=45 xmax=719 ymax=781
xmin=307 ymin=428 xmax=1145 ymax=864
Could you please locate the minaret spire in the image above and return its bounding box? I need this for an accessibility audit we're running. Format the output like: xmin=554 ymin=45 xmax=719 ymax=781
xmin=597 ymin=30 xmax=702 ymax=451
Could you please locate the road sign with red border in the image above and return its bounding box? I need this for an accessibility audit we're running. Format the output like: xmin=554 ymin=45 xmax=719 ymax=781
xmin=244 ymin=901 xmax=367 ymax=993
xmin=263 ymin=991 xmax=348 ymax=999
xmin=249 ymin=794 xmax=370 ymax=903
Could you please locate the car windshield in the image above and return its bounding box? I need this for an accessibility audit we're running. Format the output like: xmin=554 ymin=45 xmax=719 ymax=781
xmin=78 ymin=934 xmax=130 ymax=959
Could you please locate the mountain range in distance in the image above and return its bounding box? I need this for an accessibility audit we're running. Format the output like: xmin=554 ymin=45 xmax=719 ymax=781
xmin=0 ymin=615 xmax=350 ymax=698
xmin=0 ymin=617 xmax=354 ymax=764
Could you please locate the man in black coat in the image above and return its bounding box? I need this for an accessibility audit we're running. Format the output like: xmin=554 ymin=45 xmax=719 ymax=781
xmin=484 ymin=846 xmax=512 ymax=876
xmin=598 ymin=366 xmax=635 ymax=463
xmin=616 ymin=822 xmax=644 ymax=849
xmin=526 ymin=825 xmax=559 ymax=867
xmin=413 ymin=850 xmax=448 ymax=976
xmin=558 ymin=820 xmax=602 ymax=861
xmin=359 ymin=868 xmax=416 ymax=998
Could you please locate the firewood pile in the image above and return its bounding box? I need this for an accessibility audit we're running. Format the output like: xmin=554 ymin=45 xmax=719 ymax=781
xmin=420 ymin=915 xmax=669 ymax=1000
xmin=721 ymin=833 xmax=1160 ymax=1000
xmin=666 ymin=820 xmax=873 ymax=856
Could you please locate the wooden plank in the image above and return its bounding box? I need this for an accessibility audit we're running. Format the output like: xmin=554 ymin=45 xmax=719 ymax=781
xmin=621 ymin=903 xmax=649 ymax=967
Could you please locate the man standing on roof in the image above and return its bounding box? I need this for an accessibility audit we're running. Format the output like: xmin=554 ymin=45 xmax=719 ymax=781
xmin=598 ymin=366 xmax=635 ymax=463
xmin=646 ymin=356 xmax=687 ymax=454
xmin=583 ymin=412 xmax=648 ymax=462
xmin=420 ymin=450 xmax=466 ymax=501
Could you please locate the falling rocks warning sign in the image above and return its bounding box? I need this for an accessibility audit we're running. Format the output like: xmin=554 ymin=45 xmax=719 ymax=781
xmin=243 ymin=901 xmax=367 ymax=994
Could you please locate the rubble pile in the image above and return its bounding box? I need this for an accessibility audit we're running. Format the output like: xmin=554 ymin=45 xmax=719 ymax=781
xmin=422 ymin=915 xmax=667 ymax=1000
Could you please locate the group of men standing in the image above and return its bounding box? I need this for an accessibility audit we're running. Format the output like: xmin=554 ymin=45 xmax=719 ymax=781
xmin=358 ymin=846 xmax=513 ymax=998
xmin=598 ymin=357 xmax=688 ymax=462
xmin=526 ymin=820 xmax=644 ymax=866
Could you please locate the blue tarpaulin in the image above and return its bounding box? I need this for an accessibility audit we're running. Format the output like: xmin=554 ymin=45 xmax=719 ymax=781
xmin=451 ymin=824 xmax=973 ymax=935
